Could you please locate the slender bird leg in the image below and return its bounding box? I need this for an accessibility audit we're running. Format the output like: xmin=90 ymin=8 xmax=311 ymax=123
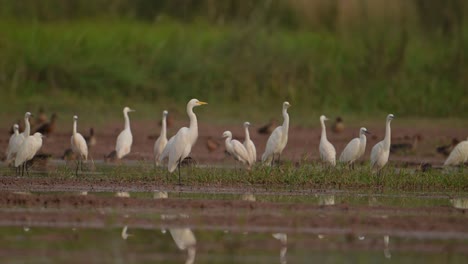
xmin=25 ymin=162 xmax=30 ymax=177
xmin=271 ymin=154 xmax=275 ymax=167
xmin=22 ymin=163 xmax=25 ymax=176
xmin=178 ymin=158 xmax=182 ymax=186
xmin=75 ymin=159 xmax=79 ymax=177
xmin=351 ymin=162 xmax=355 ymax=170
xmin=277 ymin=154 xmax=281 ymax=167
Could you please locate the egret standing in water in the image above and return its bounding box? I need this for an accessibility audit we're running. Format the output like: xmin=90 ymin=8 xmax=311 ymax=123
xmin=154 ymin=110 xmax=169 ymax=166
xmin=115 ymin=107 xmax=135 ymax=159
xmin=319 ymin=115 xmax=336 ymax=167
xmin=71 ymin=115 xmax=88 ymax=176
xmin=243 ymin=122 xmax=256 ymax=165
xmin=443 ymin=138 xmax=468 ymax=166
xmin=223 ymin=131 xmax=251 ymax=168
xmin=161 ymin=99 xmax=207 ymax=184
xmin=262 ymin=102 xmax=291 ymax=166
xmin=339 ymin=127 xmax=370 ymax=169
xmin=6 ymin=124 xmax=24 ymax=165
xmin=370 ymin=114 xmax=395 ymax=174
xmin=15 ymin=132 xmax=44 ymax=176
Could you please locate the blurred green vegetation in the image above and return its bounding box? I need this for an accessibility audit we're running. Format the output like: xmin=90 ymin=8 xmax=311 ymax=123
xmin=0 ymin=0 xmax=467 ymax=119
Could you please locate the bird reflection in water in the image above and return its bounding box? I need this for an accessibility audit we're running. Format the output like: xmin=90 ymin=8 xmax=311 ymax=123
xmin=272 ymin=233 xmax=287 ymax=264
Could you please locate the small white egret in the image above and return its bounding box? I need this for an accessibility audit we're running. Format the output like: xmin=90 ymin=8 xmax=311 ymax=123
xmin=71 ymin=115 xmax=88 ymax=176
xmin=20 ymin=112 xmax=32 ymax=139
xmin=370 ymin=114 xmax=395 ymax=173
xmin=319 ymin=115 xmax=336 ymax=167
xmin=6 ymin=124 xmax=24 ymax=165
xmin=115 ymin=107 xmax=135 ymax=159
xmin=443 ymin=138 xmax=468 ymax=166
xmin=243 ymin=122 xmax=257 ymax=165
xmin=339 ymin=127 xmax=370 ymax=168
xmin=15 ymin=132 xmax=44 ymax=176
xmin=223 ymin=131 xmax=252 ymax=168
xmin=154 ymin=110 xmax=169 ymax=166
xmin=262 ymin=102 xmax=291 ymax=166
xmin=161 ymin=99 xmax=207 ymax=184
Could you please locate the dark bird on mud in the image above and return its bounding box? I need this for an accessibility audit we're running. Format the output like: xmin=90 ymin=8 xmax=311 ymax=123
xmin=331 ymin=117 xmax=344 ymax=134
xmin=35 ymin=113 xmax=57 ymax=136
xmin=417 ymin=162 xmax=432 ymax=172
xmin=257 ymin=119 xmax=276 ymax=135
xmin=84 ymin=128 xmax=97 ymax=148
xmin=436 ymin=138 xmax=459 ymax=157
xmin=206 ymin=136 xmax=220 ymax=152
xmin=105 ymin=150 xmax=117 ymax=162
xmin=29 ymin=153 xmax=52 ymax=168
xmin=180 ymin=156 xmax=197 ymax=167
xmin=390 ymin=134 xmax=422 ymax=154
xmin=62 ymin=148 xmax=77 ymax=160
xmin=36 ymin=107 xmax=48 ymax=125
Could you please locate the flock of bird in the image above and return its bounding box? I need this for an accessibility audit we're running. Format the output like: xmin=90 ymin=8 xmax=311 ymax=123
xmin=4 ymin=99 xmax=468 ymax=180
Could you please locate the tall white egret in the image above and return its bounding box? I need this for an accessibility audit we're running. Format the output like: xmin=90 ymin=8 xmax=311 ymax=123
xmin=6 ymin=124 xmax=24 ymax=165
xmin=370 ymin=114 xmax=395 ymax=173
xmin=154 ymin=110 xmax=168 ymax=166
xmin=15 ymin=132 xmax=44 ymax=176
xmin=443 ymin=138 xmax=468 ymax=166
xmin=339 ymin=127 xmax=370 ymax=168
xmin=20 ymin=112 xmax=32 ymax=138
xmin=262 ymin=102 xmax=291 ymax=166
xmin=243 ymin=122 xmax=256 ymax=164
xmin=162 ymin=99 xmax=207 ymax=184
xmin=71 ymin=115 xmax=88 ymax=176
xmin=319 ymin=115 xmax=336 ymax=167
xmin=115 ymin=107 xmax=135 ymax=159
xmin=223 ymin=131 xmax=252 ymax=168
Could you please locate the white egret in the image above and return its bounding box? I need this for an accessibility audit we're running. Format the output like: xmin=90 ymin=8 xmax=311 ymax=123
xmin=339 ymin=127 xmax=370 ymax=168
xmin=262 ymin=102 xmax=291 ymax=166
xmin=161 ymin=99 xmax=207 ymax=184
xmin=71 ymin=115 xmax=88 ymax=176
xmin=115 ymin=106 xmax=135 ymax=159
xmin=443 ymin=138 xmax=468 ymax=166
xmin=319 ymin=115 xmax=336 ymax=167
xmin=20 ymin=112 xmax=32 ymax=138
xmin=223 ymin=131 xmax=252 ymax=168
xmin=15 ymin=132 xmax=44 ymax=176
xmin=370 ymin=114 xmax=395 ymax=173
xmin=243 ymin=122 xmax=256 ymax=164
xmin=154 ymin=110 xmax=169 ymax=166
xmin=6 ymin=124 xmax=24 ymax=165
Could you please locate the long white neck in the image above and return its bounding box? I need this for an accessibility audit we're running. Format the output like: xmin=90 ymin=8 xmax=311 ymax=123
xmin=14 ymin=128 xmax=19 ymax=136
xmin=383 ymin=120 xmax=391 ymax=149
xmin=187 ymin=105 xmax=198 ymax=139
xmin=161 ymin=115 xmax=167 ymax=138
xmin=281 ymin=108 xmax=289 ymax=135
xmin=24 ymin=117 xmax=30 ymax=136
xmin=320 ymin=119 xmax=327 ymax=141
xmin=73 ymin=120 xmax=77 ymax=135
xmin=360 ymin=132 xmax=367 ymax=145
xmin=244 ymin=126 xmax=250 ymax=141
xmin=124 ymin=111 xmax=131 ymax=131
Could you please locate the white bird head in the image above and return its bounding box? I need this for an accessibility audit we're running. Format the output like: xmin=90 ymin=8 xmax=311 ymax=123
xmin=283 ymin=101 xmax=291 ymax=109
xmin=13 ymin=124 xmax=19 ymax=131
xmin=33 ymin=132 xmax=44 ymax=138
xmin=387 ymin=114 xmax=395 ymax=121
xmin=25 ymin=112 xmax=32 ymax=118
xmin=188 ymin=99 xmax=208 ymax=108
xmin=222 ymin=131 xmax=232 ymax=138
xmin=320 ymin=115 xmax=329 ymax=122
xmin=360 ymin=127 xmax=370 ymax=135
xmin=163 ymin=110 xmax=168 ymax=116
xmin=244 ymin=121 xmax=251 ymax=127
xmin=73 ymin=115 xmax=78 ymax=121
xmin=123 ymin=107 xmax=135 ymax=113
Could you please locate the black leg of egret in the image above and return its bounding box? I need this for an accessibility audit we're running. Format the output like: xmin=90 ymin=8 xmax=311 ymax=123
xmin=75 ymin=159 xmax=79 ymax=176
xmin=25 ymin=162 xmax=30 ymax=177
xmin=271 ymin=154 xmax=275 ymax=167
xmin=277 ymin=154 xmax=281 ymax=166
xmin=178 ymin=158 xmax=182 ymax=185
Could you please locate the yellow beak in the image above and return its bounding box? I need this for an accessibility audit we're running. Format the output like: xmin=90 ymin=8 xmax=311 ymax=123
xmin=197 ymin=101 xmax=208 ymax=105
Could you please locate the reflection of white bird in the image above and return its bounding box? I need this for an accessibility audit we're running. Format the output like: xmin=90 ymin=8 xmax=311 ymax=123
xmin=383 ymin=235 xmax=391 ymax=259
xmin=6 ymin=124 xmax=24 ymax=165
xmin=316 ymin=194 xmax=335 ymax=206
xmin=262 ymin=102 xmax=291 ymax=166
xmin=243 ymin=122 xmax=257 ymax=164
xmin=169 ymin=228 xmax=197 ymax=264
xmin=272 ymin=233 xmax=287 ymax=264
xmin=154 ymin=110 xmax=169 ymax=166
xmin=153 ymin=190 xmax=168 ymax=199
xmin=15 ymin=132 xmax=43 ymax=176
xmin=339 ymin=127 xmax=370 ymax=168
xmin=121 ymin=226 xmax=133 ymax=240
xmin=160 ymin=99 xmax=207 ymax=184
xmin=319 ymin=115 xmax=336 ymax=167
xmin=370 ymin=114 xmax=394 ymax=173
xmin=20 ymin=112 xmax=32 ymax=138
xmin=71 ymin=115 xmax=88 ymax=176
xmin=223 ymin=131 xmax=251 ymax=168
xmin=115 ymin=107 xmax=135 ymax=159
xmin=444 ymin=138 xmax=468 ymax=166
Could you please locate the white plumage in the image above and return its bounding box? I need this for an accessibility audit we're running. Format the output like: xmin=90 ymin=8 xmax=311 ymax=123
xmin=370 ymin=114 xmax=395 ymax=172
xmin=71 ymin=115 xmax=88 ymax=175
xmin=223 ymin=130 xmax=252 ymax=167
xmin=169 ymin=228 xmax=197 ymax=264
xmin=115 ymin=106 xmax=135 ymax=159
xmin=262 ymin=102 xmax=291 ymax=166
xmin=339 ymin=127 xmax=369 ymax=166
xmin=243 ymin=122 xmax=257 ymax=164
xmin=6 ymin=124 xmax=24 ymax=165
xmin=161 ymin=99 xmax=207 ymax=183
xmin=154 ymin=110 xmax=168 ymax=166
xmin=20 ymin=112 xmax=32 ymax=139
xmin=444 ymin=138 xmax=468 ymax=166
xmin=15 ymin=132 xmax=43 ymax=169
xmin=319 ymin=115 xmax=336 ymax=166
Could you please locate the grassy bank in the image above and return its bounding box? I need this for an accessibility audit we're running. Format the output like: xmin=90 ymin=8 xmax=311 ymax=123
xmin=0 ymin=19 xmax=467 ymax=120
